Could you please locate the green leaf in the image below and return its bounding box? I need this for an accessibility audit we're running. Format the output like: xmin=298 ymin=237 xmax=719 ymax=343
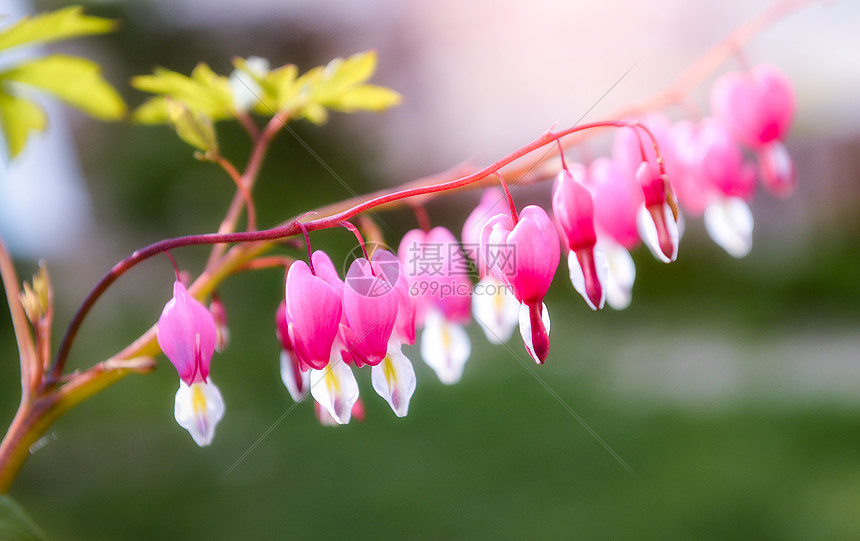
xmin=0 ymin=55 xmax=125 ymax=120
xmin=0 ymin=92 xmax=46 ymax=157
xmin=325 ymin=84 xmax=402 ymax=112
xmin=0 ymin=495 xmax=47 ymax=541
xmin=167 ymin=99 xmax=218 ymax=152
xmin=0 ymin=6 xmax=115 ymax=52
xmin=131 ymin=63 xmax=234 ymax=123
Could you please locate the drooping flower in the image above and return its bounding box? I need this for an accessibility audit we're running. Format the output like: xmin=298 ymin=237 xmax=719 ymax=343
xmin=481 ymin=205 xmax=559 ymax=363
xmin=285 ymin=257 xmax=343 ymax=371
xmin=710 ymin=63 xmax=796 ymax=196
xmin=399 ymin=227 xmax=472 ymax=384
xmin=157 ymin=281 xmax=217 ymax=384
xmin=462 ymin=189 xmax=520 ymax=344
xmin=156 ymin=280 xmax=224 ymax=446
xmin=341 ymin=249 xmax=400 ymax=367
xmin=670 ymin=118 xmax=757 ymax=257
xmin=635 ymin=159 xmax=680 ymax=264
xmin=611 ymin=115 xmax=681 ymax=263
xmin=552 ymin=164 xmax=607 ymax=311
xmin=710 ymin=64 xmax=794 ymax=149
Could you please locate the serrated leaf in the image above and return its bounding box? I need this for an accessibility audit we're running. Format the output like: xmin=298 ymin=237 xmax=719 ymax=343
xmin=167 ymin=99 xmax=217 ymax=152
xmin=0 ymin=495 xmax=47 ymax=541
xmin=325 ymin=84 xmax=402 ymax=112
xmin=0 ymin=54 xmax=125 ymax=120
xmin=0 ymin=92 xmax=46 ymax=157
xmin=0 ymin=6 xmax=114 ymax=52
xmin=131 ymin=63 xmax=234 ymax=123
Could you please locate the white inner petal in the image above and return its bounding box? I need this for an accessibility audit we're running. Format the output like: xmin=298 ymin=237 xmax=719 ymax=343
xmin=371 ymin=341 xmax=417 ymax=417
xmin=599 ymin=239 xmax=636 ymax=310
xmin=471 ymin=276 xmax=519 ymax=344
xmin=174 ymin=379 xmax=225 ymax=447
xmin=420 ymin=309 xmax=471 ymax=385
xmin=280 ymin=350 xmax=309 ymax=403
xmin=518 ymin=302 xmax=551 ymax=364
xmin=636 ymin=203 xmax=679 ymax=263
xmin=309 ymin=358 xmax=359 ymax=425
xmin=704 ymin=197 xmax=754 ymax=258
xmin=566 ymin=250 xmax=607 ymax=311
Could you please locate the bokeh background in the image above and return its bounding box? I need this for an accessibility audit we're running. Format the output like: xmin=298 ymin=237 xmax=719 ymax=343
xmin=2 ymin=0 xmax=860 ymax=539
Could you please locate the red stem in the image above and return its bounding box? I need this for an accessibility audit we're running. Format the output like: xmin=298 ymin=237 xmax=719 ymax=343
xmin=341 ymin=221 xmax=370 ymax=262
xmin=214 ymin=155 xmax=257 ymax=232
xmin=496 ymin=172 xmax=519 ymax=224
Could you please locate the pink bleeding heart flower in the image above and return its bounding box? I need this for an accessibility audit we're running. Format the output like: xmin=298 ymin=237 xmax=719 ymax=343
xmin=552 ymin=166 xmax=607 ymax=311
xmin=157 ymin=280 xmax=218 ymax=385
xmin=285 ymin=256 xmax=343 ymax=371
xmin=399 ymin=227 xmax=473 ymax=384
xmin=275 ymin=301 xmax=308 ymax=402
xmin=670 ymin=118 xmax=756 ymax=211
xmin=635 ymin=159 xmax=680 ymax=264
xmin=342 ymin=249 xmax=400 ymax=367
xmin=672 ymin=118 xmax=757 ymax=258
xmin=156 ymin=280 xmax=224 ymax=447
xmin=481 ymin=205 xmax=559 ymax=363
xmin=710 ymin=64 xmax=795 ymax=149
xmin=711 ymin=64 xmax=796 ymax=198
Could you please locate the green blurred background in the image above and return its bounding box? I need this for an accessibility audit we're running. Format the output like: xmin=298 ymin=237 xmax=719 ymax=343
xmin=2 ymin=0 xmax=860 ymax=539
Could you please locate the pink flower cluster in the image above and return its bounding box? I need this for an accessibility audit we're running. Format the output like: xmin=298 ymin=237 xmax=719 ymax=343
xmin=155 ymin=63 xmax=795 ymax=444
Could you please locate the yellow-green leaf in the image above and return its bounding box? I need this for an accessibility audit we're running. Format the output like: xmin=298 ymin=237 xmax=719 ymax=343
xmin=131 ymin=63 xmax=234 ymax=123
xmin=131 ymin=97 xmax=169 ymax=124
xmin=0 ymin=55 xmax=125 ymax=120
xmin=312 ymin=51 xmax=377 ymax=102
xmin=267 ymin=63 xmax=298 ymax=110
xmin=324 ymin=84 xmax=402 ymax=112
xmin=0 ymin=6 xmax=115 ymax=52
xmin=167 ymin=99 xmax=217 ymax=152
xmin=299 ymin=102 xmax=328 ymax=125
xmin=0 ymin=92 xmax=46 ymax=158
